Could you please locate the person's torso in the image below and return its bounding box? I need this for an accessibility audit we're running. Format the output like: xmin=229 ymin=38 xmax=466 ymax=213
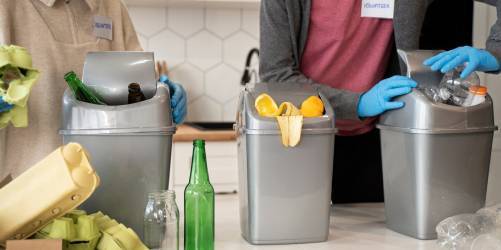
xmin=1 ymin=0 xmax=139 ymax=178
xmin=300 ymin=0 xmax=394 ymax=135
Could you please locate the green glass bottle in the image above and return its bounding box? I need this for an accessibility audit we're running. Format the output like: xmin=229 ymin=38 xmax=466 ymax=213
xmin=184 ymin=139 xmax=215 ymax=250
xmin=64 ymin=71 xmax=106 ymax=105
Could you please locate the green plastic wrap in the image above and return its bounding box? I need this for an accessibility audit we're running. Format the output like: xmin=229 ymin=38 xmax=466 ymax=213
xmin=0 ymin=45 xmax=39 ymax=128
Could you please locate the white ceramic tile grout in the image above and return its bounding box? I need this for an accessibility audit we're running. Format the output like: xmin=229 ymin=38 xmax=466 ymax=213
xmin=127 ymin=5 xmax=259 ymax=122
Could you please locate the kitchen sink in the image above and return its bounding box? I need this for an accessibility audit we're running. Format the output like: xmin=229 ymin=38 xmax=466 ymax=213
xmin=185 ymin=122 xmax=235 ymax=131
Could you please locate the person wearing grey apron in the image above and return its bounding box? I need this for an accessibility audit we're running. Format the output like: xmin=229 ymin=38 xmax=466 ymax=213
xmin=0 ymin=0 xmax=187 ymax=180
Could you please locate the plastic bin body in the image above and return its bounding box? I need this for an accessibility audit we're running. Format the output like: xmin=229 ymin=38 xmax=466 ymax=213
xmin=60 ymin=52 xmax=175 ymax=239
xmin=237 ymin=82 xmax=336 ymax=244
xmin=377 ymin=50 xmax=497 ymax=240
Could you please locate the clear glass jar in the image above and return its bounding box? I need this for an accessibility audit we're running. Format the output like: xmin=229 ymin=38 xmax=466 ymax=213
xmin=144 ymin=190 xmax=179 ymax=250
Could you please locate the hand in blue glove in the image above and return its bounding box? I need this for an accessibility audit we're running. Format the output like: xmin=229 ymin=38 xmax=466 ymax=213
xmin=160 ymin=75 xmax=187 ymax=124
xmin=0 ymin=96 xmax=13 ymax=113
xmin=423 ymin=46 xmax=500 ymax=79
xmin=357 ymin=76 xmax=417 ymax=118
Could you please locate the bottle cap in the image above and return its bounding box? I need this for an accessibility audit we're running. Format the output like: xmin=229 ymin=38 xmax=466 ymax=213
xmin=469 ymin=85 xmax=487 ymax=96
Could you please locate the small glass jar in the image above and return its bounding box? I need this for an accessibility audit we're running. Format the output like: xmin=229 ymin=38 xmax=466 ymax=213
xmin=144 ymin=190 xmax=179 ymax=250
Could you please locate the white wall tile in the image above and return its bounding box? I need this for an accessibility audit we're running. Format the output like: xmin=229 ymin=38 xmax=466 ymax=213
xmin=127 ymin=4 xmax=259 ymax=121
xmin=205 ymin=64 xmax=242 ymax=103
xmin=187 ymin=31 xmax=222 ymax=70
xmin=242 ymin=9 xmax=259 ymax=39
xmin=149 ymin=30 xmax=185 ymax=68
xmin=170 ymin=63 xmax=204 ymax=102
xmin=187 ymin=96 xmax=223 ymax=122
xmin=167 ymin=8 xmax=205 ymax=38
xmin=223 ymin=96 xmax=239 ymax=122
xmin=223 ymin=32 xmax=258 ymax=70
xmin=128 ymin=7 xmax=167 ymax=37
xmin=206 ymin=9 xmax=241 ymax=38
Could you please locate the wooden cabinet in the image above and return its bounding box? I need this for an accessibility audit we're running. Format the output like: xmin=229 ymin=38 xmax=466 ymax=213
xmin=170 ymin=141 xmax=238 ymax=194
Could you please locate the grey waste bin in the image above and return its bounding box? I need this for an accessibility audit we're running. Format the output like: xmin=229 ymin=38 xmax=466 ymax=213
xmin=236 ymin=82 xmax=336 ymax=244
xmin=377 ymin=50 xmax=497 ymax=240
xmin=59 ymin=52 xmax=175 ymax=239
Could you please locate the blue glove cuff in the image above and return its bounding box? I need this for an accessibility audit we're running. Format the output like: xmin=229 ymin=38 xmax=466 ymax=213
xmin=159 ymin=74 xmax=170 ymax=84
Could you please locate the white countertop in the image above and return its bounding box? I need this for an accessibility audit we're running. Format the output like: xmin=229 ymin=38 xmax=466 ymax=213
xmin=178 ymin=194 xmax=440 ymax=250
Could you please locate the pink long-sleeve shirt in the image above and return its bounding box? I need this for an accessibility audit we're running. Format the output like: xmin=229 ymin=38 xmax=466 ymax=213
xmin=300 ymin=0 xmax=394 ymax=136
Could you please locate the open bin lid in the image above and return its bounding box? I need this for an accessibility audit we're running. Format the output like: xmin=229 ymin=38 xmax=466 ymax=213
xmin=60 ymin=51 xmax=174 ymax=135
xmin=82 ymin=52 xmax=157 ymax=106
xmin=377 ymin=50 xmax=497 ymax=134
xmin=237 ymin=82 xmax=336 ymax=134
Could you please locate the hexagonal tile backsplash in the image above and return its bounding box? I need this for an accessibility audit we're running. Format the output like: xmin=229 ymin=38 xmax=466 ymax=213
xmin=127 ymin=6 xmax=259 ymax=122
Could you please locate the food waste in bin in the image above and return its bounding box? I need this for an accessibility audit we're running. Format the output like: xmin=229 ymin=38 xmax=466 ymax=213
xmin=422 ymin=66 xmax=487 ymax=107
xmin=254 ymin=93 xmax=324 ymax=147
xmin=0 ymin=45 xmax=40 ymax=128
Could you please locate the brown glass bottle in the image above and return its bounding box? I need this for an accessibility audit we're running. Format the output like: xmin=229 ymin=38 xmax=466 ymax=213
xmin=128 ymin=83 xmax=146 ymax=104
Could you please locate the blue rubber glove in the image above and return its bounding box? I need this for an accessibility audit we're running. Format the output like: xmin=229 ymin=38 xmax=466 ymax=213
xmin=423 ymin=46 xmax=500 ymax=79
xmin=0 ymin=96 xmax=13 ymax=113
xmin=357 ymin=76 xmax=417 ymax=118
xmin=159 ymin=75 xmax=187 ymax=124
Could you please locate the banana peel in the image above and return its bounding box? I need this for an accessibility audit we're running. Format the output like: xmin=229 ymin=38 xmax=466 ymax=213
xmin=276 ymin=115 xmax=303 ymax=147
xmin=255 ymin=94 xmax=305 ymax=147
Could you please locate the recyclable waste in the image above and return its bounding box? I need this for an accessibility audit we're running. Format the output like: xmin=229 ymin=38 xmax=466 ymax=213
xmin=254 ymin=93 xmax=324 ymax=147
xmin=184 ymin=140 xmax=215 ymax=250
xmin=0 ymin=45 xmax=40 ymax=128
xmin=422 ymin=66 xmax=487 ymax=107
xmin=143 ymin=190 xmax=179 ymax=250
xmin=436 ymin=203 xmax=501 ymax=250
xmin=0 ymin=143 xmax=99 ymax=246
xmin=64 ymin=71 xmax=106 ymax=105
xmin=36 ymin=210 xmax=148 ymax=250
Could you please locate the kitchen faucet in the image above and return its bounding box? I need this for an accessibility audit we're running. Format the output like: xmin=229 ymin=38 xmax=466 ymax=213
xmin=241 ymin=48 xmax=260 ymax=85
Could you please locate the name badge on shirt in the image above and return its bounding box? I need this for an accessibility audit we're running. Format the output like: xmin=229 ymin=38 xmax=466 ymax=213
xmin=94 ymin=16 xmax=113 ymax=40
xmin=361 ymin=0 xmax=395 ymax=19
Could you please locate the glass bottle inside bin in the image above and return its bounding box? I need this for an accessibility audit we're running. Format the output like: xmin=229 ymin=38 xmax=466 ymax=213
xmin=184 ymin=139 xmax=215 ymax=250
xmin=128 ymin=82 xmax=147 ymax=104
xmin=63 ymin=71 xmax=106 ymax=105
xmin=144 ymin=190 xmax=179 ymax=250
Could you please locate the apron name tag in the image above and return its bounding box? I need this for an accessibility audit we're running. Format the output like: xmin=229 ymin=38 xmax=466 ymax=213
xmin=361 ymin=0 xmax=395 ymax=19
xmin=94 ymin=16 xmax=113 ymax=40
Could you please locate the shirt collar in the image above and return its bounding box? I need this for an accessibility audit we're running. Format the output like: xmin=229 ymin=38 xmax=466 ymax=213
xmin=39 ymin=0 xmax=99 ymax=11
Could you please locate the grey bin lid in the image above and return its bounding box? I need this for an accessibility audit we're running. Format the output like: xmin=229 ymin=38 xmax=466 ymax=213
xmin=237 ymin=82 xmax=336 ymax=134
xmin=83 ymin=51 xmax=158 ymax=106
xmin=377 ymin=50 xmax=497 ymax=134
xmin=60 ymin=51 xmax=174 ymax=135
xmin=60 ymin=85 xmax=175 ymax=135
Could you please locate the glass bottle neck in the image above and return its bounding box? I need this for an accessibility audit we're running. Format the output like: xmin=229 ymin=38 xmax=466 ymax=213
xmin=189 ymin=144 xmax=210 ymax=184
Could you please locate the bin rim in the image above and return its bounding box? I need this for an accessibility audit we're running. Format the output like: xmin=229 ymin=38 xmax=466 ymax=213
xmin=59 ymin=126 xmax=176 ymax=135
xmin=238 ymin=127 xmax=337 ymax=135
xmin=376 ymin=124 xmax=498 ymax=134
